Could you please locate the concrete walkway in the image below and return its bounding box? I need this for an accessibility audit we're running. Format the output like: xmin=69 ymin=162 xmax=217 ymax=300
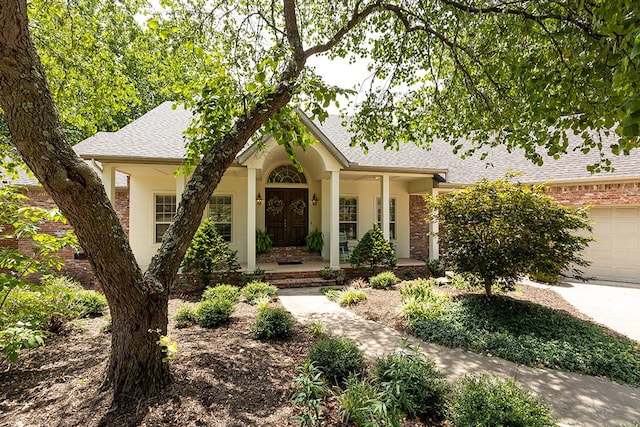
xmin=279 ymin=287 xmax=640 ymax=427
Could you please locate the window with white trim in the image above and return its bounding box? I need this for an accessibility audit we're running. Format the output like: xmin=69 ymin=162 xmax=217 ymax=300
xmin=377 ymin=197 xmax=396 ymax=240
xmin=208 ymin=195 xmax=233 ymax=242
xmin=154 ymin=194 xmax=176 ymax=243
xmin=339 ymin=197 xmax=358 ymax=240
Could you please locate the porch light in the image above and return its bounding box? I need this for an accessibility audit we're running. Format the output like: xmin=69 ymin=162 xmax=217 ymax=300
xmin=311 ymin=193 xmax=318 ymax=205
xmin=256 ymin=193 xmax=263 ymax=205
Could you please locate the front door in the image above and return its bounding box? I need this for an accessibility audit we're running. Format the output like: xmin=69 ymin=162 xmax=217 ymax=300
xmin=265 ymin=188 xmax=308 ymax=246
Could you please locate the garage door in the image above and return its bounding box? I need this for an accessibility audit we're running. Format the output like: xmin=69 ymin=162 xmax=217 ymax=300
xmin=581 ymin=206 xmax=640 ymax=283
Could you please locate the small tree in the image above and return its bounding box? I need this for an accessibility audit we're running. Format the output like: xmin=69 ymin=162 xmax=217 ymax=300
xmin=349 ymin=225 xmax=397 ymax=276
xmin=181 ymin=219 xmax=240 ymax=286
xmin=426 ymin=176 xmax=593 ymax=296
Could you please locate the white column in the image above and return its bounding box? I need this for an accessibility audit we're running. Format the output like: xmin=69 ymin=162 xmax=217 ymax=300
xmin=329 ymin=170 xmax=340 ymax=269
xmin=429 ymin=189 xmax=440 ymax=260
xmin=101 ymin=164 xmax=116 ymax=207
xmin=175 ymin=173 xmax=187 ymax=205
xmin=381 ymin=174 xmax=390 ymax=240
xmin=246 ymin=167 xmax=257 ymax=272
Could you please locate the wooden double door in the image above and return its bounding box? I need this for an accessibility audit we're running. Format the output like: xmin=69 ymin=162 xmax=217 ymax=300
xmin=265 ymin=188 xmax=309 ymax=247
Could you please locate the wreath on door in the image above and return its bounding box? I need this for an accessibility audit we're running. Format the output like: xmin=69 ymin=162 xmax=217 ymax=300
xmin=289 ymin=198 xmax=306 ymax=216
xmin=266 ymin=196 xmax=284 ymax=216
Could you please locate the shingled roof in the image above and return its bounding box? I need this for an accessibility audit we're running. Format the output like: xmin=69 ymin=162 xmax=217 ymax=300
xmin=73 ymin=101 xmax=640 ymax=185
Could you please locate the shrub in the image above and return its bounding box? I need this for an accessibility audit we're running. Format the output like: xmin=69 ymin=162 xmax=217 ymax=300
xmin=426 ymin=259 xmax=445 ymax=278
xmin=449 ymin=375 xmax=557 ymax=427
xmin=372 ymin=349 xmax=448 ymax=419
xmin=292 ymin=361 xmax=327 ymax=427
xmin=426 ymin=176 xmax=593 ymax=296
xmin=71 ymin=290 xmax=108 ymax=318
xmin=181 ymin=219 xmax=241 ymax=285
xmin=369 ymin=271 xmax=399 ymax=289
xmin=201 ymin=284 xmax=240 ymax=302
xmin=174 ymin=304 xmax=198 ymax=328
xmin=337 ymin=375 xmax=400 ymax=427
xmin=309 ymin=336 xmax=365 ymax=382
xmin=349 ymin=277 xmax=368 ymax=288
xmin=250 ymin=305 xmax=295 ymax=339
xmin=349 ymin=225 xmax=396 ymax=274
xmin=241 ymin=281 xmax=278 ymax=304
xmin=0 ymin=323 xmax=45 ymax=362
xmin=336 ymin=287 xmax=367 ymax=306
xmin=196 ymin=298 xmax=235 ymax=328
xmin=400 ymin=279 xmax=450 ymax=322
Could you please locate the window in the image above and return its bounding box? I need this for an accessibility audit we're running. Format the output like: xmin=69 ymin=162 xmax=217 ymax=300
xmin=377 ymin=197 xmax=396 ymax=240
xmin=208 ymin=195 xmax=232 ymax=242
xmin=155 ymin=194 xmax=176 ymax=243
xmin=339 ymin=197 xmax=358 ymax=240
xmin=267 ymin=165 xmax=306 ymax=183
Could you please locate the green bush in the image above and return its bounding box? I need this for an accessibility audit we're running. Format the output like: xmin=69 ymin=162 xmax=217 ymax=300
xmin=426 ymin=259 xmax=445 ymax=278
xmin=449 ymin=375 xmax=557 ymax=427
xmin=426 ymin=176 xmax=593 ymax=296
xmin=241 ymin=281 xmax=278 ymax=304
xmin=368 ymin=271 xmax=399 ymax=289
xmin=337 ymin=375 xmax=400 ymax=427
xmin=256 ymin=228 xmax=273 ymax=254
xmin=201 ymin=284 xmax=240 ymax=302
xmin=336 ymin=287 xmax=367 ymax=306
xmin=305 ymin=229 xmax=324 ymax=254
xmin=181 ymin=219 xmax=241 ymax=285
xmin=71 ymin=290 xmax=108 ymax=318
xmin=0 ymin=323 xmax=45 ymax=362
xmin=372 ymin=350 xmax=448 ymax=419
xmin=196 ymin=298 xmax=235 ymax=328
xmin=174 ymin=304 xmax=198 ymax=327
xmin=250 ymin=305 xmax=295 ymax=339
xmin=349 ymin=225 xmax=396 ymax=274
xmin=400 ymin=279 xmax=450 ymax=322
xmin=309 ymin=336 xmax=365 ymax=382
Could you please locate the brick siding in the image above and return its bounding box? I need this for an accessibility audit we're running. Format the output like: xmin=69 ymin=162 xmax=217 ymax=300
xmin=546 ymin=182 xmax=640 ymax=206
xmin=409 ymin=194 xmax=429 ymax=260
xmin=1 ymin=187 xmax=130 ymax=288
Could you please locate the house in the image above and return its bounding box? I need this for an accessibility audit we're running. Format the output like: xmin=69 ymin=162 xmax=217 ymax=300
xmin=6 ymin=101 xmax=640 ymax=285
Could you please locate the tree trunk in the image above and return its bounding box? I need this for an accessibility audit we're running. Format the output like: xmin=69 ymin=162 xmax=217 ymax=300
xmin=0 ymin=0 xmax=169 ymax=401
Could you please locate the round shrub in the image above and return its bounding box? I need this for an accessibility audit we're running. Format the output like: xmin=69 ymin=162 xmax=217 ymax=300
xmin=196 ymin=298 xmax=236 ymax=328
xmin=309 ymin=336 xmax=365 ymax=382
xmin=250 ymin=305 xmax=295 ymax=339
xmin=241 ymin=281 xmax=278 ymax=304
xmin=372 ymin=350 xmax=448 ymax=419
xmin=70 ymin=289 xmax=108 ymax=318
xmin=337 ymin=287 xmax=367 ymax=306
xmin=201 ymin=284 xmax=240 ymax=302
xmin=337 ymin=376 xmax=400 ymax=427
xmin=174 ymin=304 xmax=198 ymax=328
xmin=449 ymin=375 xmax=557 ymax=427
xmin=369 ymin=271 xmax=399 ymax=289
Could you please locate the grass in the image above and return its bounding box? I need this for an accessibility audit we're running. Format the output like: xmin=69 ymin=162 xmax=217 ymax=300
xmin=405 ymin=292 xmax=640 ymax=386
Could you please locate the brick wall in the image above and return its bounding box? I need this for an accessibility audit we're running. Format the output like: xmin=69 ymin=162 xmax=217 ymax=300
xmin=1 ymin=187 xmax=130 ymax=288
xmin=546 ymin=182 xmax=640 ymax=206
xmin=409 ymin=194 xmax=429 ymax=260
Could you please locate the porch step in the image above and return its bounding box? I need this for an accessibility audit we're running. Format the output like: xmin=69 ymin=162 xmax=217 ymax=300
xmin=270 ymin=276 xmax=335 ymax=289
xmin=257 ymin=246 xmax=323 ymax=264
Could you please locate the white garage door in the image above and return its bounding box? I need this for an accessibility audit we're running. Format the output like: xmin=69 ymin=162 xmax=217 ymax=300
xmin=581 ymin=206 xmax=640 ymax=283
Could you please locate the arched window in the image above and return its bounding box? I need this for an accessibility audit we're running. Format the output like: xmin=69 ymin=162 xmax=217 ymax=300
xmin=267 ymin=165 xmax=306 ymax=184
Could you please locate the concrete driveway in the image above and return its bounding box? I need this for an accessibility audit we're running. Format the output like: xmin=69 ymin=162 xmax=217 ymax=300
xmin=531 ymin=279 xmax=640 ymax=342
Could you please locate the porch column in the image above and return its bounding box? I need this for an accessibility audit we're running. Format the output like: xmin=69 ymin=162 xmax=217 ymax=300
xmin=102 ymin=164 xmax=116 ymax=206
xmin=380 ymin=174 xmax=390 ymax=240
xmin=175 ymin=173 xmax=187 ymax=204
xmin=329 ymin=170 xmax=340 ymax=269
xmin=246 ymin=167 xmax=257 ymax=272
xmin=429 ymin=189 xmax=439 ymax=260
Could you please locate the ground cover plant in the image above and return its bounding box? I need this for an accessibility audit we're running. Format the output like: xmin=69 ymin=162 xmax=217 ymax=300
xmin=369 ymin=271 xmax=400 ymax=289
xmin=400 ymin=278 xmax=640 ymax=386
